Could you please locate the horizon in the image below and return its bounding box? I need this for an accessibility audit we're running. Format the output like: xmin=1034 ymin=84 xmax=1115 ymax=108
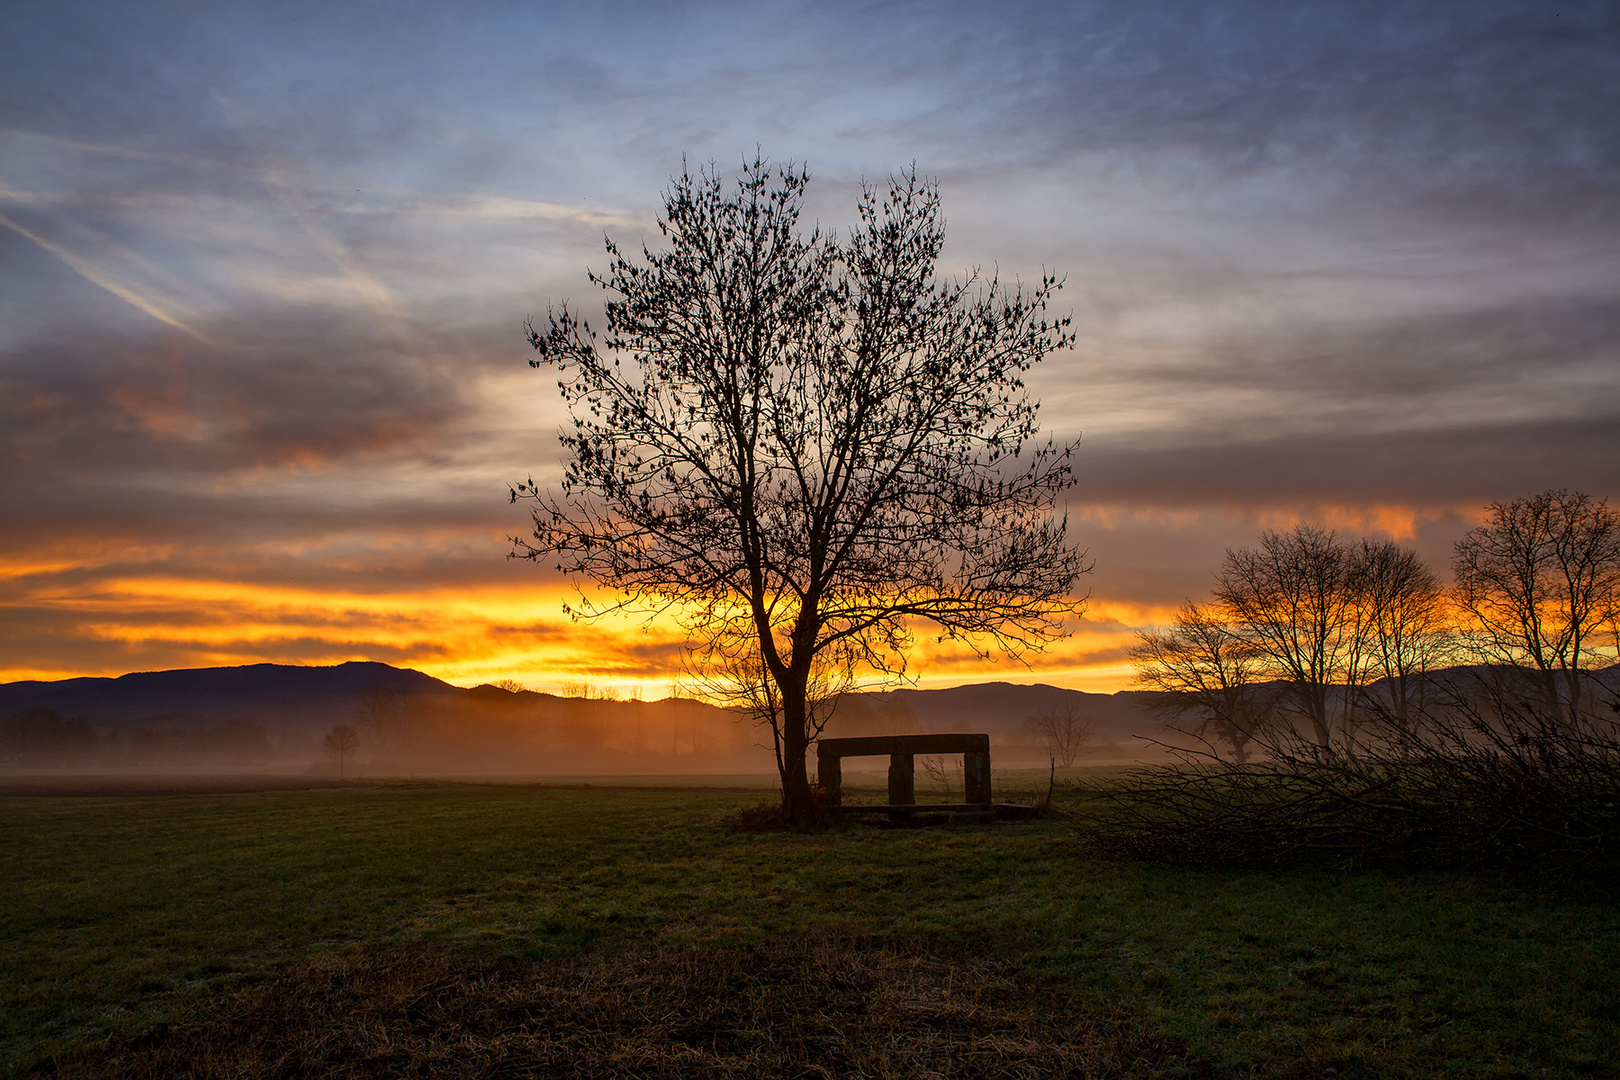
xmin=10 ymin=655 xmax=1619 ymax=698
xmin=0 ymin=656 xmax=1133 ymax=696
xmin=3 ymin=2 xmax=1617 ymax=695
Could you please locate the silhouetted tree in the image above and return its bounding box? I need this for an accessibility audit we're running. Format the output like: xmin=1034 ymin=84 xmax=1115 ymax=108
xmin=1140 ymin=530 xmax=1454 ymax=752
xmin=1452 ymin=489 xmax=1620 ymax=721
xmin=323 ymin=724 xmax=359 ymax=779
xmin=512 ymin=157 xmax=1089 ymax=824
xmin=1215 ymin=526 xmax=1363 ymax=747
xmin=1130 ymin=602 xmax=1271 ymax=762
xmin=1024 ymin=702 xmax=1094 ymax=767
xmin=355 ymin=685 xmax=407 ymax=766
xmin=1352 ymin=538 xmax=1451 ymax=728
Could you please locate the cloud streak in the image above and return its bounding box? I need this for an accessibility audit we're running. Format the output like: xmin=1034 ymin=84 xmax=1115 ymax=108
xmin=0 ymin=210 xmax=212 ymax=341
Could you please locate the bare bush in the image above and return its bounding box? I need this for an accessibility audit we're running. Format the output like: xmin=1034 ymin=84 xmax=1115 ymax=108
xmin=919 ymin=754 xmax=961 ymax=799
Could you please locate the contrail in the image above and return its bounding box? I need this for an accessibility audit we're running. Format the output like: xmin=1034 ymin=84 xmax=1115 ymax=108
xmin=0 ymin=210 xmax=214 ymax=344
xmin=214 ymin=94 xmax=406 ymax=327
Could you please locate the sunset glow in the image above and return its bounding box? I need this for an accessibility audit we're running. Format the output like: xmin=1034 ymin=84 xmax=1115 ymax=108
xmin=0 ymin=501 xmax=1498 ymax=693
xmin=2 ymin=3 xmax=1615 ymax=695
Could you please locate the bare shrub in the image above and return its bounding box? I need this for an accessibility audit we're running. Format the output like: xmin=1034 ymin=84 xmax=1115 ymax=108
xmin=919 ymin=754 xmax=962 ymax=799
xmin=720 ymin=799 xmax=794 ymax=833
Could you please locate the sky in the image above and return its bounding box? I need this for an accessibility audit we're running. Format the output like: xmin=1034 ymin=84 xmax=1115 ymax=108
xmin=2 ymin=0 xmax=1617 ymax=694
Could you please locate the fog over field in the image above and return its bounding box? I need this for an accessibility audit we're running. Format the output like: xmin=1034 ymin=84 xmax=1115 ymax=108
xmin=0 ymin=662 xmax=1185 ymax=779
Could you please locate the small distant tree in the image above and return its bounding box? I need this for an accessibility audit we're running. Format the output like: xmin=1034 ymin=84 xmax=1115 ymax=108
xmin=1452 ymin=489 xmax=1620 ymax=722
xmin=323 ymin=724 xmax=359 ymax=779
xmin=1024 ymin=701 xmax=1094 ymax=767
xmin=561 ymin=681 xmax=622 ymax=702
xmin=490 ymin=678 xmax=527 ymax=693
xmin=919 ymin=754 xmax=961 ymax=799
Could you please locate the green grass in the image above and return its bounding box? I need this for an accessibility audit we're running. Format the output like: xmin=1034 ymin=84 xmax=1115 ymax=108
xmin=4 ymin=780 xmax=1618 ymax=1076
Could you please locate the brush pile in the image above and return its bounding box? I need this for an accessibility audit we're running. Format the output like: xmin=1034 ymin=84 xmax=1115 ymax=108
xmin=1085 ymin=680 xmax=1620 ymax=875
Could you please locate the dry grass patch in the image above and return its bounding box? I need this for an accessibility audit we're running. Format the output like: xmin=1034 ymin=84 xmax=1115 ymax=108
xmin=61 ymin=940 xmax=1167 ymax=1079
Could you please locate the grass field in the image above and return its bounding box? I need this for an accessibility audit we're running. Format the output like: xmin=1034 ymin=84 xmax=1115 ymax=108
xmin=3 ymin=778 xmax=1618 ymax=1077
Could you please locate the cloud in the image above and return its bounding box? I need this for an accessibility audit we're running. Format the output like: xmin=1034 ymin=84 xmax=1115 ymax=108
xmin=1 ymin=315 xmax=463 ymax=471
xmin=871 ymin=2 xmax=1620 ymax=224
xmin=1073 ymin=416 xmax=1619 ymax=506
xmin=373 ymin=194 xmax=643 ymax=229
xmin=2 ymin=0 xmax=1617 ymax=691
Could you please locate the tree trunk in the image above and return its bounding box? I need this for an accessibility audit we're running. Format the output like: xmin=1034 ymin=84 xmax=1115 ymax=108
xmin=777 ymin=678 xmax=819 ymax=827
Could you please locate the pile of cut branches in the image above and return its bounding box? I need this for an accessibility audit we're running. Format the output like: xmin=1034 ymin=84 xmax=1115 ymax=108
xmin=1084 ymin=681 xmax=1620 ymax=875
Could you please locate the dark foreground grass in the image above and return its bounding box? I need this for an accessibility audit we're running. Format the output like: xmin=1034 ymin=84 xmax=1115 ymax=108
xmin=3 ymin=780 xmax=1618 ymax=1077
xmin=65 ymin=942 xmax=1161 ymax=1079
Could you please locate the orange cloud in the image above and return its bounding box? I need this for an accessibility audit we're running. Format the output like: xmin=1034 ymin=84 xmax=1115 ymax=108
xmin=0 ymin=498 xmax=1487 ymax=696
xmin=1 ymin=554 xmax=1149 ymax=696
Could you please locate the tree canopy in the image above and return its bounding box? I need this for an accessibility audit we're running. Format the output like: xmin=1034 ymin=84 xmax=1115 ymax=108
xmin=511 ymin=158 xmax=1089 ymax=822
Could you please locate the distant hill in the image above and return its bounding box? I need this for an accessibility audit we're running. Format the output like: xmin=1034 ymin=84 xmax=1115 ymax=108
xmin=0 ymin=662 xmax=1159 ymax=735
xmin=0 ymin=662 xmax=1172 ymax=769
xmin=19 ymin=660 xmax=1605 ymax=774
xmin=0 ymin=662 xmax=455 ymax=730
xmin=882 ymin=682 xmax=1160 ymax=740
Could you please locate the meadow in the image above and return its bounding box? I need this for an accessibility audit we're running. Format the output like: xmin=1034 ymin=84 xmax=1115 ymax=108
xmin=3 ymin=777 xmax=1617 ymax=1077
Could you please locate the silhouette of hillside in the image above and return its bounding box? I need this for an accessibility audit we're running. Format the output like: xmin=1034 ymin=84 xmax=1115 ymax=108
xmin=0 ymin=663 xmax=1175 ymax=771
xmin=0 ymin=662 xmax=451 ymax=725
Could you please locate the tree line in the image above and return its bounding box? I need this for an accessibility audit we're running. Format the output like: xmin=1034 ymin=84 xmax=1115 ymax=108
xmin=0 ymin=710 xmax=282 ymax=767
xmin=1131 ymin=489 xmax=1620 ymax=760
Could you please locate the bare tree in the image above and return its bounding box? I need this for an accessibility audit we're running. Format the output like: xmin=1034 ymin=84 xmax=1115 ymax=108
xmin=323 ymin=724 xmax=359 ymax=779
xmin=1214 ymin=525 xmax=1363 ymax=748
xmin=1452 ymin=489 xmax=1620 ymax=721
xmin=1130 ymin=601 xmax=1271 ymax=762
xmin=354 ymin=685 xmax=406 ymax=767
xmin=1351 ymin=538 xmax=1451 ymax=728
xmin=511 ymin=158 xmax=1089 ymax=825
xmin=1024 ymin=701 xmax=1094 ymax=767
